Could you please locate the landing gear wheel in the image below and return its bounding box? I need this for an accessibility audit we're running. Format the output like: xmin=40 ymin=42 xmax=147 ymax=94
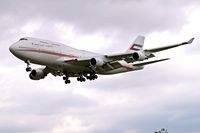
xmin=65 ymin=80 xmax=71 ymax=84
xmin=63 ymin=75 xmax=71 ymax=84
xmin=87 ymin=73 xmax=98 ymax=81
xmin=81 ymin=78 xmax=86 ymax=82
xmin=26 ymin=67 xmax=32 ymax=72
xmin=94 ymin=75 xmax=98 ymax=79
xmin=77 ymin=76 xmax=86 ymax=82
xmin=63 ymin=76 xmax=67 ymax=80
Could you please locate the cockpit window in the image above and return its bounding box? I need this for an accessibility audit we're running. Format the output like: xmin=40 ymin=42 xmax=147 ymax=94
xmin=19 ymin=38 xmax=28 ymax=41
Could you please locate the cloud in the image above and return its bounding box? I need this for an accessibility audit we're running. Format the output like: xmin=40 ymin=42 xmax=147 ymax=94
xmin=0 ymin=0 xmax=197 ymax=34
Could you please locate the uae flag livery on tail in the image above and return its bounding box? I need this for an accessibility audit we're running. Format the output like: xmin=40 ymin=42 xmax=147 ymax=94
xmin=127 ymin=35 xmax=145 ymax=52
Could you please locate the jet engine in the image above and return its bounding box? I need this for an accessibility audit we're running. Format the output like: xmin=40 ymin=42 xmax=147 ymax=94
xmin=132 ymin=52 xmax=147 ymax=61
xmin=29 ymin=68 xmax=47 ymax=80
xmin=90 ymin=58 xmax=105 ymax=67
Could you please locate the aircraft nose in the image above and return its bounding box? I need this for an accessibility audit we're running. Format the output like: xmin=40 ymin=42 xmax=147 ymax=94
xmin=9 ymin=44 xmax=15 ymax=54
xmin=9 ymin=43 xmax=17 ymax=55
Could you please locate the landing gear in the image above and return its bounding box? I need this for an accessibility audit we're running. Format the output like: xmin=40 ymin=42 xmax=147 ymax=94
xmin=62 ymin=72 xmax=98 ymax=84
xmin=88 ymin=65 xmax=98 ymax=80
xmin=63 ymin=75 xmax=71 ymax=84
xmin=25 ymin=60 xmax=32 ymax=72
xmin=86 ymin=73 xmax=98 ymax=80
xmin=65 ymin=79 xmax=71 ymax=84
xmin=77 ymin=75 xmax=86 ymax=82
xmin=26 ymin=67 xmax=32 ymax=72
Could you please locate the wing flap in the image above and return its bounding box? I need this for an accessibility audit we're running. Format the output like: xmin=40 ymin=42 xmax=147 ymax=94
xmin=62 ymin=57 xmax=92 ymax=66
xmin=105 ymin=53 xmax=134 ymax=61
xmin=102 ymin=61 xmax=122 ymax=71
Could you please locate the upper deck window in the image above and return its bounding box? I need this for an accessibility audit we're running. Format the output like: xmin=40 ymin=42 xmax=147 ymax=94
xmin=19 ymin=38 xmax=28 ymax=41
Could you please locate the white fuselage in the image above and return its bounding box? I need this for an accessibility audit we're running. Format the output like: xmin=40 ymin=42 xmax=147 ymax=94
xmin=9 ymin=37 xmax=142 ymax=76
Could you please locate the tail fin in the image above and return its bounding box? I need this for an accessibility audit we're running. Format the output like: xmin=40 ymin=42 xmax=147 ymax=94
xmin=126 ymin=35 xmax=145 ymax=53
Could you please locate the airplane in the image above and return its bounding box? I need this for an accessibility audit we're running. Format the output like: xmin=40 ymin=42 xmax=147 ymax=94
xmin=9 ymin=35 xmax=194 ymax=84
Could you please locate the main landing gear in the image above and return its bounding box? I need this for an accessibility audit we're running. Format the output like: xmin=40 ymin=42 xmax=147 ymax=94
xmin=77 ymin=73 xmax=98 ymax=82
xmin=86 ymin=73 xmax=98 ymax=80
xmin=77 ymin=75 xmax=86 ymax=82
xmin=25 ymin=60 xmax=32 ymax=72
xmin=63 ymin=75 xmax=71 ymax=84
xmin=63 ymin=73 xmax=98 ymax=84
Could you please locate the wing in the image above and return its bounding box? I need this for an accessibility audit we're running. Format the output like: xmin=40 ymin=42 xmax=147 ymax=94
xmin=43 ymin=66 xmax=64 ymax=76
xmin=106 ymin=38 xmax=195 ymax=61
xmin=56 ymin=38 xmax=194 ymax=71
xmin=62 ymin=56 xmax=126 ymax=70
xmin=62 ymin=54 xmax=135 ymax=66
xmin=133 ymin=58 xmax=170 ymax=66
xmin=63 ymin=57 xmax=93 ymax=66
xmin=145 ymin=38 xmax=194 ymax=53
xmin=59 ymin=56 xmax=132 ymax=72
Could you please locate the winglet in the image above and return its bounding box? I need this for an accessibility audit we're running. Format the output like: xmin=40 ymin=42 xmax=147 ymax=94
xmin=182 ymin=38 xmax=195 ymax=45
xmin=188 ymin=38 xmax=195 ymax=44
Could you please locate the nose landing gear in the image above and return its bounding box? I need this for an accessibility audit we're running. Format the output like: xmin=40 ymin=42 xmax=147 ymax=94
xmin=25 ymin=60 xmax=32 ymax=72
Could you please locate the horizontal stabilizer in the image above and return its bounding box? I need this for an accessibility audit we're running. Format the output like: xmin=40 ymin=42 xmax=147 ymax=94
xmin=133 ymin=58 xmax=170 ymax=66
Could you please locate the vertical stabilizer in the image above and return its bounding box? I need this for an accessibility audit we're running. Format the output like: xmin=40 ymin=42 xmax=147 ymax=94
xmin=126 ymin=35 xmax=145 ymax=53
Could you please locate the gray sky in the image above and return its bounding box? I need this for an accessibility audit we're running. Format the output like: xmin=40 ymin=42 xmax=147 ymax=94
xmin=0 ymin=0 xmax=200 ymax=133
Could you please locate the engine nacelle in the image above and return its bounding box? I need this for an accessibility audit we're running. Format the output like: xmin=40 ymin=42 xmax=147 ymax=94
xmin=29 ymin=68 xmax=46 ymax=80
xmin=90 ymin=58 xmax=105 ymax=67
xmin=132 ymin=52 xmax=147 ymax=61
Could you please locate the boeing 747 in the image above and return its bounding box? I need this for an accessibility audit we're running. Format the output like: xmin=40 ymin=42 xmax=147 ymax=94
xmin=9 ymin=36 xmax=194 ymax=84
